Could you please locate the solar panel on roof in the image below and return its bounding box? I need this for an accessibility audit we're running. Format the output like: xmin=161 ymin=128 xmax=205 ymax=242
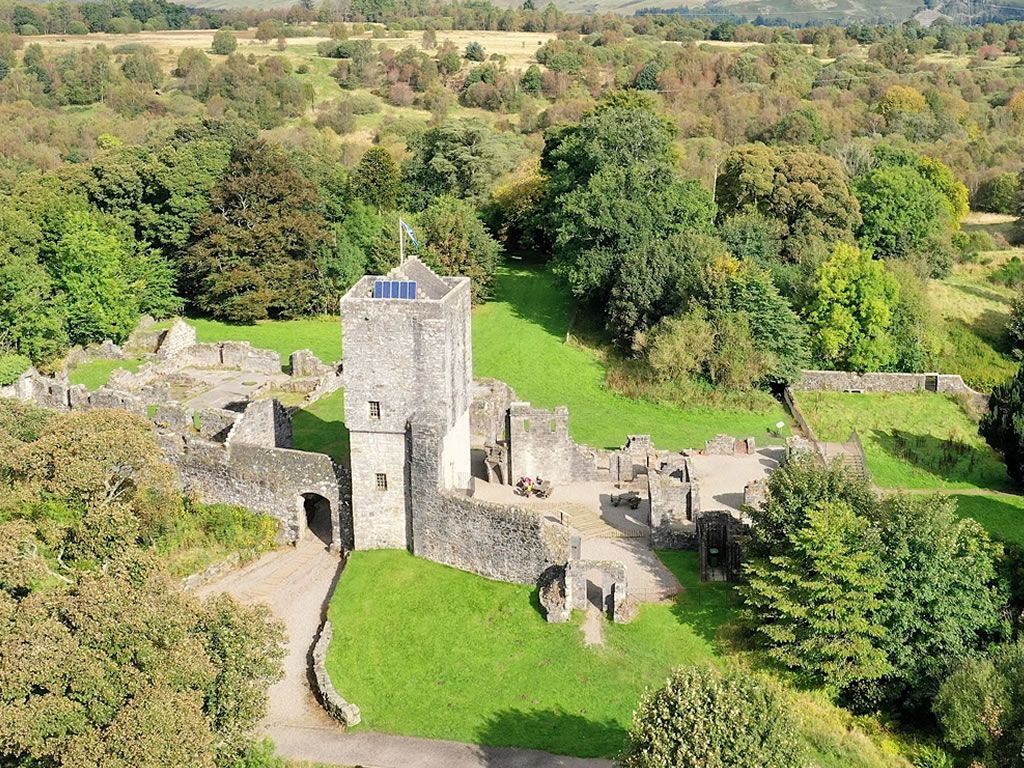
xmin=372 ymin=280 xmax=417 ymax=300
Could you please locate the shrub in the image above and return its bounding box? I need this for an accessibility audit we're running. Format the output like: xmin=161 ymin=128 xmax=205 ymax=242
xmin=621 ymin=665 xmax=802 ymax=768
xmin=464 ymin=41 xmax=485 ymax=61
xmin=0 ymin=353 xmax=30 ymax=386
xmin=387 ymin=82 xmax=415 ymax=107
xmin=991 ymin=256 xmax=1024 ymax=288
xmin=211 ymin=28 xmax=237 ymax=55
xmin=973 ymin=172 xmax=1020 ymax=215
xmin=67 ymin=20 xmax=88 ymax=34
xmin=18 ymin=24 xmax=38 ymax=36
xmin=981 ymin=364 xmax=1024 ymax=483
xmin=314 ymin=100 xmax=355 ymax=134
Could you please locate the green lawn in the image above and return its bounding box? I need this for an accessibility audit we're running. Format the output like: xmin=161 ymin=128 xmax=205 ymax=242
xmin=292 ymin=388 xmax=349 ymax=464
xmin=797 ymin=391 xmax=1008 ymax=491
xmin=954 ymin=493 xmax=1024 ymax=547
xmin=160 ymin=317 xmax=342 ymax=366
xmin=327 ymin=550 xmax=912 ymax=766
xmin=67 ymin=358 xmax=142 ymax=390
xmin=473 ymin=265 xmax=792 ymax=450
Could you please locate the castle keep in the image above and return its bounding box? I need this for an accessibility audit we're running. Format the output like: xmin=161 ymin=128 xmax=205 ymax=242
xmin=340 ymin=258 xmax=473 ymax=550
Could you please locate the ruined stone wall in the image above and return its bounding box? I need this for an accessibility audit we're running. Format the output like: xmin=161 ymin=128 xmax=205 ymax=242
xmin=470 ymin=378 xmax=515 ymax=445
xmin=409 ymin=414 xmax=570 ymax=585
xmin=163 ymin=434 xmax=349 ymax=550
xmin=508 ymin=402 xmax=603 ymax=484
xmin=648 ymin=467 xmax=698 ymax=550
xmin=227 ymin=399 xmax=293 ymax=448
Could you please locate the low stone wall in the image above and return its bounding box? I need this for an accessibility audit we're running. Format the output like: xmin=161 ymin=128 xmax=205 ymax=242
xmin=783 ymin=387 xmax=816 ymax=440
xmin=566 ymin=558 xmax=631 ymax=623
xmin=312 ymin=620 xmax=361 ymax=726
xmin=410 ymin=414 xmax=571 ymax=585
xmin=794 ymin=369 xmax=988 ymax=403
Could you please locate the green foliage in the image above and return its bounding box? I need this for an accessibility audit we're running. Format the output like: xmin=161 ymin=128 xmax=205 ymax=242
xmin=742 ymin=500 xmax=891 ymax=689
xmin=0 ymin=353 xmax=29 ymax=385
xmin=212 ymin=27 xmax=237 ymax=55
xmin=46 ymin=210 xmax=140 ymax=345
xmin=862 ymin=495 xmax=1007 ymax=711
xmin=1009 ymin=292 xmax=1024 ymax=356
xmin=808 ymin=243 xmax=901 ymax=372
xmin=403 ymin=119 xmax=525 ymax=208
xmin=973 ymin=172 xmax=1020 ymax=215
xmin=934 ymin=640 xmax=1024 ymax=767
xmin=351 ymin=146 xmax=401 ymax=212
xmin=621 ymin=666 xmax=803 ymax=768
xmin=981 ymin=364 xmax=1024 ymax=484
xmin=990 ymin=255 xmax=1024 ymax=289
xmin=542 ymin=99 xmax=715 ymax=347
xmin=182 ymin=139 xmax=332 ymax=322
xmin=417 ymin=196 xmax=502 ymax=301
xmin=464 ymin=40 xmax=485 ymax=61
xmin=854 ymin=164 xmax=955 ymax=276
xmin=715 ymin=144 xmax=861 ymax=261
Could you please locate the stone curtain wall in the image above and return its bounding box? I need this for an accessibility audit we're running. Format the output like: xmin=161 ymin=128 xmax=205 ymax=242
xmin=508 ymin=402 xmax=604 ymax=485
xmin=409 ymin=414 xmax=571 ymax=585
xmin=648 ymin=466 xmax=699 ymax=550
xmin=163 ymin=434 xmax=349 ymax=549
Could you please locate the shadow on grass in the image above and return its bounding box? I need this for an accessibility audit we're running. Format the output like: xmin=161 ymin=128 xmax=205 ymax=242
xmin=475 ymin=707 xmax=625 ymax=763
xmin=656 ymin=551 xmax=739 ymax=647
xmin=970 ymin=308 xmax=1013 ymax=351
xmin=291 ymin=408 xmax=350 ymax=467
xmin=493 ymin=266 xmax=572 ymax=341
xmin=871 ymin=429 xmax=1007 ymax=489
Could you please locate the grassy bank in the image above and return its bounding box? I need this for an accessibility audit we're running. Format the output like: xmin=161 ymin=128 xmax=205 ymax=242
xmin=473 ymin=265 xmax=792 ymax=450
xmin=796 ymin=391 xmax=1008 ymax=491
xmin=67 ymin=358 xmax=142 ymax=390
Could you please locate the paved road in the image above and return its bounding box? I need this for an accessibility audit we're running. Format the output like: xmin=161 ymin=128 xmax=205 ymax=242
xmin=199 ymin=538 xmax=614 ymax=768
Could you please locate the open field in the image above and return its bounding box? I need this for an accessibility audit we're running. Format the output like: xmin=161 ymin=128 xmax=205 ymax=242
xmin=796 ymin=391 xmax=1009 ymax=491
xmin=326 ymin=549 xmax=912 ymax=766
xmin=474 ymin=265 xmax=792 ymax=450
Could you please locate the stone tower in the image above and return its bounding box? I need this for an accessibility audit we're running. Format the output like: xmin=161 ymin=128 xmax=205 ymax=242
xmin=340 ymin=258 xmax=473 ymax=550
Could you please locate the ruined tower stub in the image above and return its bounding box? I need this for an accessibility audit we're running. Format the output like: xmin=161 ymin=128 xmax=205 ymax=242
xmin=340 ymin=257 xmax=473 ymax=550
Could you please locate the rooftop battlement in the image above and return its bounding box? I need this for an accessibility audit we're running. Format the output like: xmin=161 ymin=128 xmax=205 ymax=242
xmin=342 ymin=257 xmax=466 ymax=304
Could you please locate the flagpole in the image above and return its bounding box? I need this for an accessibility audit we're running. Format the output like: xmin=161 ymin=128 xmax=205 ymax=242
xmin=399 ymin=218 xmax=405 ymax=263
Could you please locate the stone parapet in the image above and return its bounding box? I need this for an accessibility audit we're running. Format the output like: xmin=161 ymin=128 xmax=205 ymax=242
xmin=312 ymin=621 xmax=361 ymax=726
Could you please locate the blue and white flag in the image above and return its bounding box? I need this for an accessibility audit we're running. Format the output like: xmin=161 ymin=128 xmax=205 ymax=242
xmin=400 ymin=218 xmax=420 ymax=248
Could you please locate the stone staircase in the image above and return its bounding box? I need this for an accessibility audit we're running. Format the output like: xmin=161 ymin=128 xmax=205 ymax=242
xmin=561 ymin=503 xmax=650 ymax=539
xmin=819 ymin=439 xmax=868 ymax=481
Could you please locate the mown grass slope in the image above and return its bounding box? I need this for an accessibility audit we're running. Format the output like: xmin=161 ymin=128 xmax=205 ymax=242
xmin=473 ymin=265 xmax=791 ymax=450
xmin=327 ymin=549 xmax=912 ymax=765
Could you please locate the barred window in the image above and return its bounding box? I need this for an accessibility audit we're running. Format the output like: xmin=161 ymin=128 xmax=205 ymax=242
xmin=369 ymin=401 xmax=381 ymax=419
xmin=375 ymin=473 xmax=388 ymax=491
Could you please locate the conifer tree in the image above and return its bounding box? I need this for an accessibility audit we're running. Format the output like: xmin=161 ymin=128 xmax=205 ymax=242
xmin=742 ymin=500 xmax=890 ymax=688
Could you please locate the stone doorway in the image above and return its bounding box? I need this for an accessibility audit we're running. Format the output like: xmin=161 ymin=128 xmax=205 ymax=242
xmin=302 ymin=493 xmax=333 ymax=548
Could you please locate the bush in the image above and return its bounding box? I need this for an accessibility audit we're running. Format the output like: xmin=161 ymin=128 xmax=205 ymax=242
xmin=973 ymin=172 xmax=1020 ymax=215
xmin=67 ymin=21 xmax=88 ymax=34
xmin=212 ymin=28 xmax=237 ymax=55
xmin=464 ymin=41 xmax=485 ymax=61
xmin=314 ymin=100 xmax=355 ymax=134
xmin=0 ymin=353 xmax=30 ymax=386
xmin=18 ymin=24 xmax=39 ymax=36
xmin=621 ymin=666 xmax=802 ymax=768
xmin=991 ymin=256 xmax=1024 ymax=288
xmin=981 ymin=364 xmax=1024 ymax=483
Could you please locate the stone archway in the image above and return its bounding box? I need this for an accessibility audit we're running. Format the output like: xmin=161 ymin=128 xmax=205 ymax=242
xmin=301 ymin=493 xmax=333 ymax=547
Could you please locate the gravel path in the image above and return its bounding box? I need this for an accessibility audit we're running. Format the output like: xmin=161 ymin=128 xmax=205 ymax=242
xmin=199 ymin=539 xmax=614 ymax=768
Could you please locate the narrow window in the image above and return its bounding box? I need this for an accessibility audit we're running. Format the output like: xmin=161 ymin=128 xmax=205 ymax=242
xmin=375 ymin=473 xmax=388 ymax=491
xmin=369 ymin=401 xmax=381 ymax=419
